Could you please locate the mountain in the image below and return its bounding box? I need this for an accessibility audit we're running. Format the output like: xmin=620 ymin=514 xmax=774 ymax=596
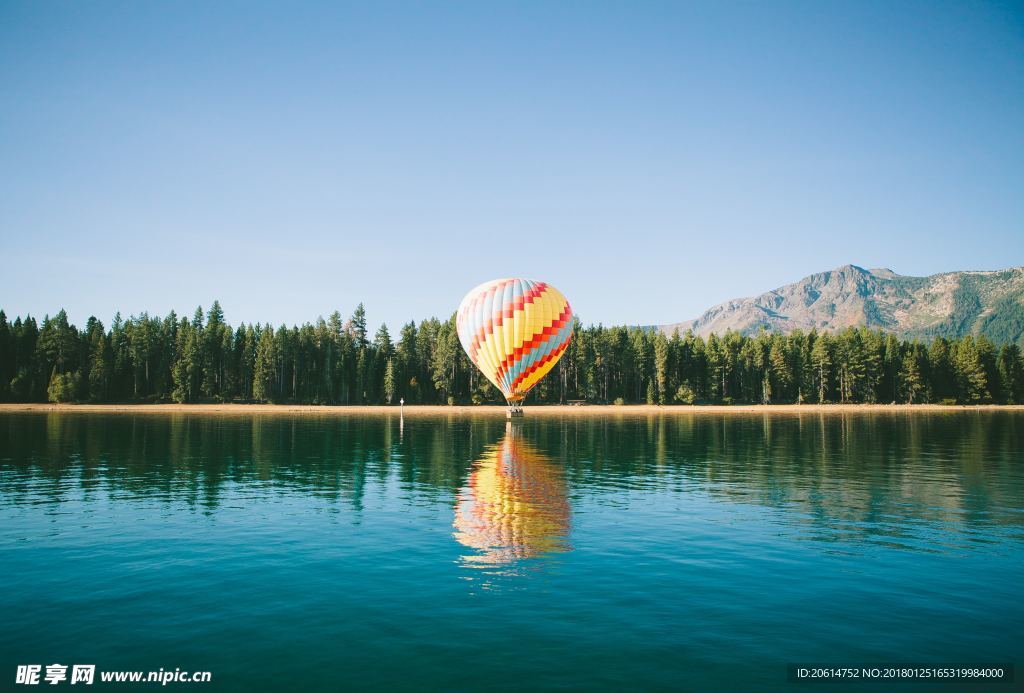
xmin=659 ymin=265 xmax=1024 ymax=344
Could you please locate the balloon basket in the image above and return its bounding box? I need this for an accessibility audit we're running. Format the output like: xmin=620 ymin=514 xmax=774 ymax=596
xmin=506 ymin=406 xmax=524 ymax=419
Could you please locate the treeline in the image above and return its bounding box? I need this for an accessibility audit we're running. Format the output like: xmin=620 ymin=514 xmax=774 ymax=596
xmin=1 ymin=302 xmax=1022 ymax=406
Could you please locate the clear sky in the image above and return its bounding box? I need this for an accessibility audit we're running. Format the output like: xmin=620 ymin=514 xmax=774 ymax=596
xmin=2 ymin=1 xmax=1022 ymax=332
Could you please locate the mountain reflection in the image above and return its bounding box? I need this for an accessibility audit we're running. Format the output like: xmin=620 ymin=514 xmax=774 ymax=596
xmin=453 ymin=423 xmax=570 ymax=567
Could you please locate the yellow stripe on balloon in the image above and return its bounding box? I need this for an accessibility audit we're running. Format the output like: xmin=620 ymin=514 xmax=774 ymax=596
xmin=472 ymin=284 xmax=560 ymax=374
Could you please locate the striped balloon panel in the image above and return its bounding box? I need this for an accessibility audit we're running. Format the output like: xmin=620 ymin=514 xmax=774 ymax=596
xmin=456 ymin=278 xmax=574 ymax=403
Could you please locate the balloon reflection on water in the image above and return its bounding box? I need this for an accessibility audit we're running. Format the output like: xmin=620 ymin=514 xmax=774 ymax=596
xmin=453 ymin=425 xmax=571 ymax=567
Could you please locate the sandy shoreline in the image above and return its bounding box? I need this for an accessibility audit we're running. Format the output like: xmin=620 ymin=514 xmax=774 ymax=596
xmin=1 ymin=403 xmax=1021 ymax=415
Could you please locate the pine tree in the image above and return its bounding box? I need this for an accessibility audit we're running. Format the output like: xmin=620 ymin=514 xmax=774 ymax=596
xmin=928 ymin=337 xmax=954 ymax=402
xmin=976 ymin=335 xmax=1000 ymax=402
xmin=796 ymin=330 xmax=815 ymax=404
xmin=350 ymin=303 xmax=368 ymax=349
xmin=10 ymin=316 xmax=40 ymax=400
xmin=355 ymin=348 xmax=368 ymax=404
xmin=834 ymin=328 xmax=868 ymax=403
xmin=953 ymin=336 xmax=988 ymax=403
xmin=430 ymin=315 xmax=460 ymax=404
xmin=769 ymin=337 xmax=790 ymax=402
xmin=252 ymin=325 xmax=277 ymax=403
xmin=87 ymin=319 xmax=110 ymax=402
xmin=325 ymin=312 xmax=347 ymax=403
xmin=396 ymin=321 xmax=419 ymax=403
xmin=171 ymin=321 xmax=196 ymax=403
xmin=653 ymin=330 xmax=669 ymax=405
xmin=202 ymin=300 xmax=226 ymax=398
xmin=371 ymin=323 xmax=394 ymax=403
xmin=881 ymin=333 xmax=902 ymax=403
xmin=0 ymin=310 xmax=11 ymax=401
xmin=706 ymin=333 xmax=727 ymax=402
xmin=811 ymin=334 xmax=832 ymax=403
xmin=629 ymin=329 xmax=649 ymax=402
xmin=899 ymin=342 xmax=926 ymax=403
xmin=417 ymin=318 xmax=441 ymax=402
xmin=157 ymin=312 xmax=178 ymax=399
xmin=383 ymin=359 xmax=396 ymax=404
xmin=859 ymin=328 xmax=884 ymax=403
xmin=997 ymin=344 xmax=1023 ymax=404
xmin=37 ymin=309 xmax=76 ymax=377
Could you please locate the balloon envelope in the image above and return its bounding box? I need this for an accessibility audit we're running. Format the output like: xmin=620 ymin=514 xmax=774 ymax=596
xmin=456 ymin=278 xmax=573 ymax=404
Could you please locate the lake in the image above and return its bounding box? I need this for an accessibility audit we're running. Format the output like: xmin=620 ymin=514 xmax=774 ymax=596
xmin=1 ymin=411 xmax=1021 ymax=690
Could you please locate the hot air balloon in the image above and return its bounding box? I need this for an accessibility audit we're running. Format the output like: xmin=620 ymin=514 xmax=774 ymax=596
xmin=456 ymin=278 xmax=573 ymax=415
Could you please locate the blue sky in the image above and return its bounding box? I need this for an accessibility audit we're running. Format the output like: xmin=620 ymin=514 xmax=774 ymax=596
xmin=1 ymin=1 xmax=1022 ymax=331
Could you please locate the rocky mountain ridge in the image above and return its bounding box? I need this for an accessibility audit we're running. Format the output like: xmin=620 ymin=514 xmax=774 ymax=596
xmin=659 ymin=265 xmax=1024 ymax=344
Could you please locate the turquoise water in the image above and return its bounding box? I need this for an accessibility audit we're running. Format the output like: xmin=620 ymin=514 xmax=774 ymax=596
xmin=1 ymin=412 xmax=1021 ymax=690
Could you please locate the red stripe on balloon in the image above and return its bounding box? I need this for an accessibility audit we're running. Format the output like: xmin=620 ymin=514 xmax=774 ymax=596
xmin=510 ymin=335 xmax=571 ymax=393
xmin=458 ymin=279 xmax=515 ymax=336
xmin=493 ymin=302 xmax=572 ymax=385
xmin=468 ymin=281 xmax=549 ymax=362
